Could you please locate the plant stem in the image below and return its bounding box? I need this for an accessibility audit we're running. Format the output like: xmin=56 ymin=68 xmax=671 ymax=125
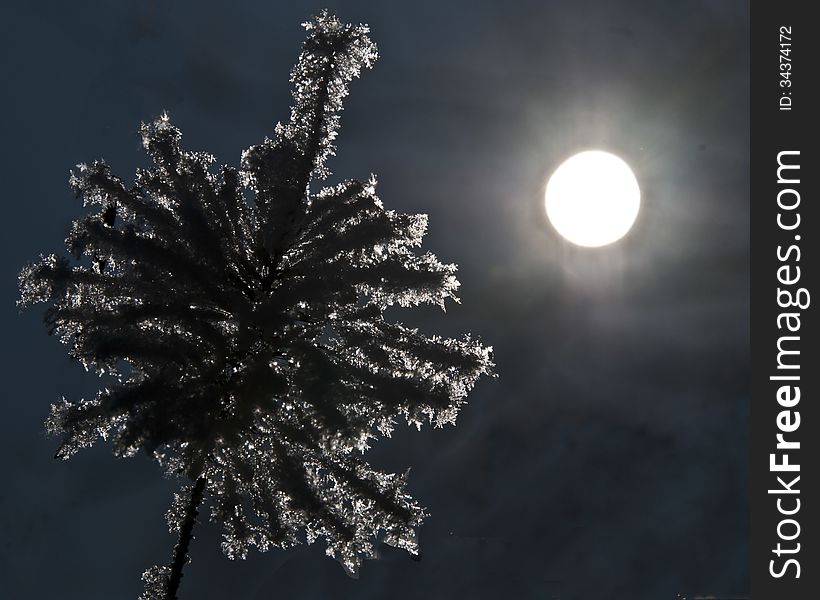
xmin=166 ymin=476 xmax=206 ymax=600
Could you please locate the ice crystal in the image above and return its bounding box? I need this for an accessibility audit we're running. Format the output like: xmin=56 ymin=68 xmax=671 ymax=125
xmin=19 ymin=10 xmax=493 ymax=598
xmin=139 ymin=566 xmax=172 ymax=600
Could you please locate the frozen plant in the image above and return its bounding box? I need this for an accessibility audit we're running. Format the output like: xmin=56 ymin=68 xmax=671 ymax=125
xmin=19 ymin=10 xmax=493 ymax=600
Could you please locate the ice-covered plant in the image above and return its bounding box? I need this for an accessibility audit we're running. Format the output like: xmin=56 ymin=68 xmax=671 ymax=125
xmin=19 ymin=11 xmax=493 ymax=599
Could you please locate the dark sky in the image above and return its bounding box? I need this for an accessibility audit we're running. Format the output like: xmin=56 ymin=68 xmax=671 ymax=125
xmin=1 ymin=1 xmax=749 ymax=599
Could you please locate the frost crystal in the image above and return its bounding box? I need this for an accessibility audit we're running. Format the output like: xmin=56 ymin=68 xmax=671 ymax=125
xmin=139 ymin=566 xmax=172 ymax=600
xmin=19 ymin=10 xmax=493 ymax=599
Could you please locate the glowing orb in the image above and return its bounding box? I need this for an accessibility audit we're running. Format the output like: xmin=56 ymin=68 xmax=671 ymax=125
xmin=545 ymin=150 xmax=640 ymax=247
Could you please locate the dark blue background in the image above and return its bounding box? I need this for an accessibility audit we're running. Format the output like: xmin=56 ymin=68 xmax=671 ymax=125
xmin=1 ymin=1 xmax=749 ymax=598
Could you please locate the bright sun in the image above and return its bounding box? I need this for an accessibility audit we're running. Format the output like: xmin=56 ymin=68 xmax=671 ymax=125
xmin=544 ymin=150 xmax=640 ymax=248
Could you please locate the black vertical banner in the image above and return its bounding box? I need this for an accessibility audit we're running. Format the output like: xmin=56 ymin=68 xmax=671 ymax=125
xmin=751 ymin=3 xmax=818 ymax=600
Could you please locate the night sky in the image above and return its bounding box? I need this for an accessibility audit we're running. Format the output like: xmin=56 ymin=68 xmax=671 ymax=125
xmin=1 ymin=1 xmax=749 ymax=598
